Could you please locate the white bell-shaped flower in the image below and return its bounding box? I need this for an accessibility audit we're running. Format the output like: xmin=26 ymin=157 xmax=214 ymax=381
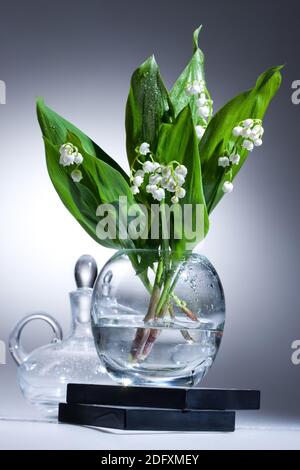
xmin=153 ymin=188 xmax=165 ymax=201
xmin=195 ymin=125 xmax=205 ymax=139
xmin=146 ymin=184 xmax=157 ymax=194
xmin=175 ymin=174 xmax=185 ymax=186
xmin=139 ymin=142 xmax=150 ymax=155
xmin=175 ymin=165 xmax=188 ymax=177
xmin=196 ymin=93 xmax=207 ymax=107
xmin=131 ymin=185 xmax=139 ymax=195
xmin=229 ymin=153 xmax=240 ymax=165
xmin=232 ymin=126 xmax=243 ymax=137
xmin=198 ymin=105 xmax=210 ymax=119
xmin=135 ymin=169 xmax=145 ymax=177
xmin=149 ymin=174 xmax=162 ymax=185
xmin=60 ymin=152 xmax=75 ymax=167
xmin=143 ymin=161 xmax=155 ymax=173
xmin=74 ymin=152 xmax=83 ymax=165
xmin=133 ymin=175 xmax=144 ymax=187
xmin=186 ymin=80 xmax=204 ymax=96
xmin=242 ymin=139 xmax=254 ymax=151
xmin=242 ymin=119 xmax=253 ymax=127
xmin=218 ymin=156 xmax=230 ymax=168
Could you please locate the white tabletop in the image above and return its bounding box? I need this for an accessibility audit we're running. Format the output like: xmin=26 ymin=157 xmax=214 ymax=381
xmin=0 ymin=415 xmax=300 ymax=450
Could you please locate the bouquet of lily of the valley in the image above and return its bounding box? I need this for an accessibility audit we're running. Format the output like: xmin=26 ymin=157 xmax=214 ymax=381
xmin=37 ymin=26 xmax=282 ymax=360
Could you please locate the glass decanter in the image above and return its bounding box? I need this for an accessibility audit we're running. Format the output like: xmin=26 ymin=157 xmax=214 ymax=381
xmin=9 ymin=255 xmax=108 ymax=417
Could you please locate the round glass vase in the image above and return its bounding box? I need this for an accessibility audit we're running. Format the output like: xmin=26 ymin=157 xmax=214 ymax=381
xmin=91 ymin=249 xmax=225 ymax=387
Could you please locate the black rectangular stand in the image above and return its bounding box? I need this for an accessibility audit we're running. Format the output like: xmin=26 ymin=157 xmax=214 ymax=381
xmin=59 ymin=403 xmax=236 ymax=432
xmin=66 ymin=384 xmax=260 ymax=411
xmin=59 ymin=383 xmax=260 ymax=432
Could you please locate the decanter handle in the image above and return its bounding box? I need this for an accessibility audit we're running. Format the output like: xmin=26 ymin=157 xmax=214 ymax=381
xmin=9 ymin=313 xmax=63 ymax=365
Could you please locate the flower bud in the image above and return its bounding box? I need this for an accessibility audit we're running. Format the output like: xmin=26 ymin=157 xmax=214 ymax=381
xmin=175 ymin=187 xmax=186 ymax=199
xmin=222 ymin=181 xmax=233 ymax=193
xmin=71 ymin=169 xmax=83 ymax=183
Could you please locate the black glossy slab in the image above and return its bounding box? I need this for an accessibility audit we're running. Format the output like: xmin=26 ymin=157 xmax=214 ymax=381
xmin=67 ymin=384 xmax=260 ymax=410
xmin=59 ymin=403 xmax=236 ymax=432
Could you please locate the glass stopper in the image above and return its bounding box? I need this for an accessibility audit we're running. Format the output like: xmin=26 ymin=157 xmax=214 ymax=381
xmin=74 ymin=255 xmax=98 ymax=288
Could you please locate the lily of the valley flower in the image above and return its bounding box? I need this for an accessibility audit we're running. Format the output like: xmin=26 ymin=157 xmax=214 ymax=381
xmin=71 ymin=169 xmax=83 ymax=183
xmin=232 ymin=126 xmax=243 ymax=137
xmin=139 ymin=142 xmax=151 ymax=155
xmin=197 ymin=105 xmax=210 ymax=119
xmin=242 ymin=119 xmax=253 ymax=127
xmin=242 ymin=139 xmax=254 ymax=151
xmin=143 ymin=161 xmax=157 ymax=173
xmin=196 ymin=93 xmax=207 ymax=107
xmin=130 ymin=144 xmax=188 ymax=203
xmin=195 ymin=125 xmax=205 ymax=140
xmin=175 ymin=187 xmax=186 ymax=199
xmin=74 ymin=153 xmax=83 ymax=164
xmin=59 ymin=143 xmax=76 ymax=166
xmin=174 ymin=164 xmax=188 ymax=177
xmin=232 ymin=118 xmax=264 ymax=153
xmin=59 ymin=143 xmax=84 ymax=182
xmin=218 ymin=156 xmax=230 ymax=168
xmin=185 ymin=80 xmax=205 ymax=96
xmin=133 ymin=175 xmax=144 ymax=187
xmin=229 ymin=153 xmax=240 ymax=165
xmin=222 ymin=181 xmax=234 ymax=193
xmin=131 ymin=185 xmax=139 ymax=195
xmin=153 ymin=187 xmax=165 ymax=201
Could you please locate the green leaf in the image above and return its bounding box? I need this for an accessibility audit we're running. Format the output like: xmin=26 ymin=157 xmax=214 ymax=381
xmin=125 ymin=55 xmax=173 ymax=168
xmin=200 ymin=66 xmax=283 ymax=213
xmin=43 ymin=137 xmax=145 ymax=250
xmin=170 ymin=25 xmax=206 ymax=124
xmin=37 ymin=98 xmax=129 ymax=182
xmin=157 ymin=106 xmax=209 ymax=252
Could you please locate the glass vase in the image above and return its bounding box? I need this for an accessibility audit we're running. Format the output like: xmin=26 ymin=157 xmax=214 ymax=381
xmin=91 ymin=249 xmax=225 ymax=387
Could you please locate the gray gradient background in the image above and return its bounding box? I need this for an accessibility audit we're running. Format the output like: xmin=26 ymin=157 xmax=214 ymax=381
xmin=0 ymin=0 xmax=299 ymax=425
